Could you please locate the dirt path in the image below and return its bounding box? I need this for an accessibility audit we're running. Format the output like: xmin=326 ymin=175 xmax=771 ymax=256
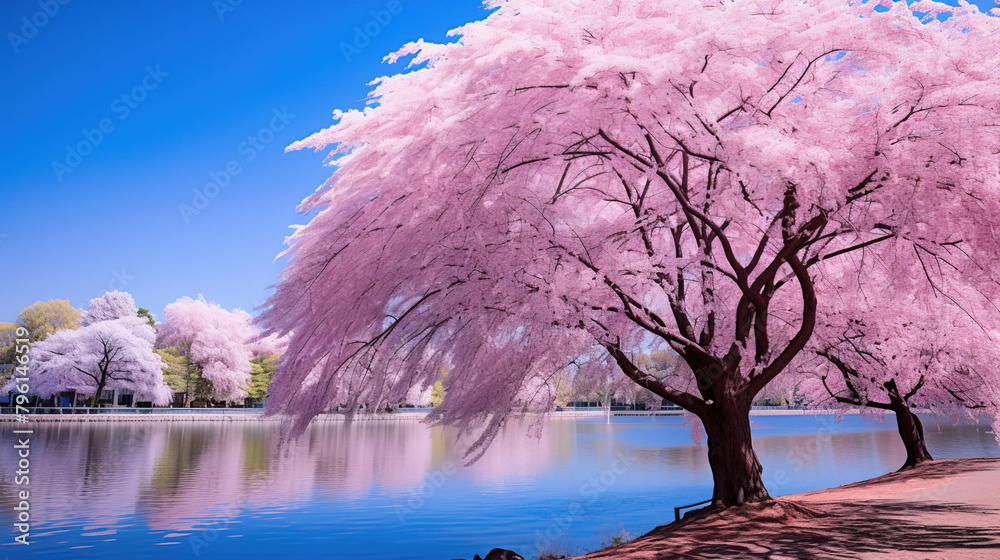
xmin=573 ymin=458 xmax=1000 ymax=559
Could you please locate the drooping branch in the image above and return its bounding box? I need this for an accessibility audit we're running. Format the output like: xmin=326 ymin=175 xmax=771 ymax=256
xmin=560 ymin=245 xmax=712 ymax=359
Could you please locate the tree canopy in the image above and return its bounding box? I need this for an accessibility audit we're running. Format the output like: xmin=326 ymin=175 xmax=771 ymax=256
xmin=158 ymin=296 xmax=267 ymax=403
xmin=16 ymin=299 xmax=80 ymax=342
xmin=6 ymin=292 xmax=171 ymax=405
xmin=81 ymin=291 xmax=141 ymax=326
xmin=260 ymin=0 xmax=1000 ymax=504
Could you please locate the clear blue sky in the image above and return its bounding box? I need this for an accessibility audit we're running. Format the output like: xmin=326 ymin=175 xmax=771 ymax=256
xmin=0 ymin=0 xmax=993 ymax=322
xmin=0 ymin=0 xmax=489 ymax=321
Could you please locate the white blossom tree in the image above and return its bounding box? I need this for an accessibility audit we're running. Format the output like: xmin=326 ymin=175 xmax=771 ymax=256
xmin=7 ymin=292 xmax=171 ymax=406
xmin=80 ymin=291 xmax=141 ymax=326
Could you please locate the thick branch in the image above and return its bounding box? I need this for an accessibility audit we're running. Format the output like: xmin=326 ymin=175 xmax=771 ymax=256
xmin=604 ymin=342 xmax=708 ymax=417
xmin=748 ymin=252 xmax=817 ymax=397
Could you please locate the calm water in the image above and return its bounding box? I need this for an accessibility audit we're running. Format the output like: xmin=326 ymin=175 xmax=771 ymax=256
xmin=1 ymin=414 xmax=997 ymax=560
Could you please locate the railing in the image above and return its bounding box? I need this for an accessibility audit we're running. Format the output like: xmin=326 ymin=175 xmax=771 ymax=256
xmin=674 ymin=498 xmax=712 ymax=521
xmin=0 ymin=406 xmax=265 ymax=415
xmin=557 ymin=406 xmax=683 ymax=412
xmin=0 ymin=406 xmax=436 ymax=415
xmin=3 ymin=404 xmax=808 ymax=415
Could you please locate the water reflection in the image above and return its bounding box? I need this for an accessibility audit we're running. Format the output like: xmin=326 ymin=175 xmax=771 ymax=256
xmin=0 ymin=414 xmax=996 ymax=559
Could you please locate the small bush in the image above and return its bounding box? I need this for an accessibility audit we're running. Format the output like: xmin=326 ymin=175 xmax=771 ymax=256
xmin=600 ymin=524 xmax=633 ymax=549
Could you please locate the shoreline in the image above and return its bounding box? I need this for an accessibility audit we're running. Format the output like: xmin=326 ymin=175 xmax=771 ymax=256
xmin=0 ymin=411 xmax=431 ymax=422
xmin=572 ymin=458 xmax=1000 ymax=559
xmin=0 ymin=408 xmax=870 ymax=422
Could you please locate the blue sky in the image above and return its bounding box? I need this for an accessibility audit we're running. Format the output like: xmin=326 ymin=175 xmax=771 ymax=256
xmin=0 ymin=0 xmax=995 ymax=322
xmin=0 ymin=0 xmax=489 ymax=321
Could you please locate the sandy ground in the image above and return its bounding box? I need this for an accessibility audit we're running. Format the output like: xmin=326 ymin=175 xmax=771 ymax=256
xmin=573 ymin=458 xmax=1000 ymax=560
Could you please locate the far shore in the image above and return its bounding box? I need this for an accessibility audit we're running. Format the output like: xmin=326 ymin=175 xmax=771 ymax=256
xmin=572 ymin=458 xmax=1000 ymax=560
xmin=0 ymin=407 xmax=870 ymax=422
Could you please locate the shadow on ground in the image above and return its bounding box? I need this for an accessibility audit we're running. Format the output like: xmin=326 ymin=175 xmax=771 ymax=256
xmin=583 ymin=501 xmax=1000 ymax=559
xmin=578 ymin=459 xmax=1000 ymax=559
xmin=838 ymin=457 xmax=998 ymax=486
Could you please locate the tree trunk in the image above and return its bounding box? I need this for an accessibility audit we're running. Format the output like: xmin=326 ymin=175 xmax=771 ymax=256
xmin=888 ymin=395 xmax=932 ymax=470
xmin=184 ymin=355 xmax=193 ymax=408
xmin=91 ymin=379 xmax=107 ymax=409
xmin=700 ymin=401 xmax=771 ymax=507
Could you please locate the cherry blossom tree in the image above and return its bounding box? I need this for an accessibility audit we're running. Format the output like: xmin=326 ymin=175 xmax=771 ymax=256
xmin=260 ymin=0 xmax=1000 ymax=506
xmin=6 ymin=294 xmax=171 ymax=406
xmin=157 ymin=297 xmax=256 ymax=404
xmin=80 ymin=291 xmax=140 ymax=326
xmin=799 ymin=254 xmax=1000 ymax=470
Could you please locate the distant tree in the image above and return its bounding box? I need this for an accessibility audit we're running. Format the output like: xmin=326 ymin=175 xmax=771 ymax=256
xmin=620 ymin=381 xmax=665 ymax=410
xmin=4 ymin=315 xmax=171 ymax=406
xmin=0 ymin=322 xmax=17 ymax=349
xmin=551 ymin=370 xmax=575 ymax=407
xmin=160 ymin=349 xmax=281 ymax=406
xmin=430 ymin=367 xmax=448 ymax=408
xmin=573 ymin=363 xmax=634 ymax=418
xmin=17 ymin=299 xmax=79 ymax=341
xmin=800 ymin=256 xmax=1000 ymax=470
xmin=0 ymin=322 xmax=19 ymax=366
xmin=156 ymin=344 xmax=214 ymax=405
xmin=752 ymin=366 xmax=804 ymax=407
xmin=80 ymin=291 xmax=139 ymax=326
xmin=156 ymin=346 xmax=187 ymax=392
xmin=248 ymin=355 xmax=279 ymax=401
xmin=157 ymin=297 xmax=257 ymax=405
xmin=155 ymin=346 xmax=206 ymax=403
xmin=137 ymin=308 xmax=156 ymax=329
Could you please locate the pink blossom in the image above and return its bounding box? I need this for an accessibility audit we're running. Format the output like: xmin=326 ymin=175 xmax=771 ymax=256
xmin=258 ymin=0 xmax=1000 ymax=497
xmin=80 ymin=291 xmax=139 ymax=326
xmin=158 ymin=297 xmax=256 ymax=402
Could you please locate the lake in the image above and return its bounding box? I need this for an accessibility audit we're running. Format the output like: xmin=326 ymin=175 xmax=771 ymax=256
xmin=1 ymin=413 xmax=997 ymax=559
